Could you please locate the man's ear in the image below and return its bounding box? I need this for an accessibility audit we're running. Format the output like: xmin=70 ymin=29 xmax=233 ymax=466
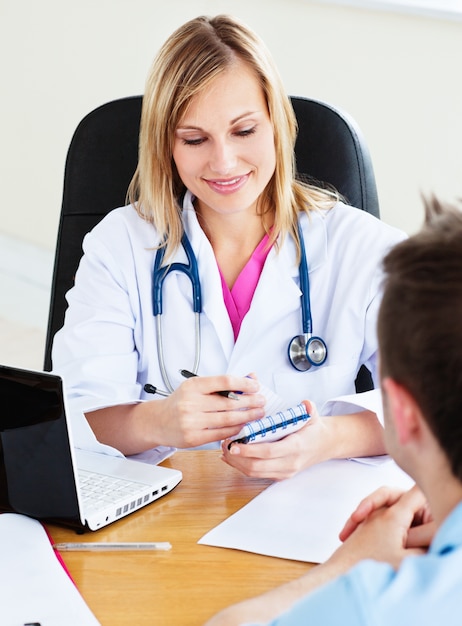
xmin=382 ymin=377 xmax=421 ymax=445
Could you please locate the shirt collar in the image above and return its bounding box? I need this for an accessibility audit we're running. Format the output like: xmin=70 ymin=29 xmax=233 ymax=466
xmin=430 ymin=500 xmax=462 ymax=555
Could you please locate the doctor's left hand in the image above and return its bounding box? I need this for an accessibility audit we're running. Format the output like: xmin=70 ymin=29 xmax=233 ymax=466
xmin=221 ymin=403 xmax=385 ymax=480
xmin=221 ymin=400 xmax=328 ymax=480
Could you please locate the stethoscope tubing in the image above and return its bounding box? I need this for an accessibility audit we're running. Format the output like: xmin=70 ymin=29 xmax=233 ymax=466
xmin=152 ymin=233 xmax=202 ymax=316
xmin=152 ymin=233 xmax=203 ymax=393
xmin=297 ymin=221 xmax=313 ymax=335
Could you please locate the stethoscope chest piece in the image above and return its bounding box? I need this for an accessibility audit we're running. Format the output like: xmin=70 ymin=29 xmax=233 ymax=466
xmin=288 ymin=334 xmax=328 ymax=371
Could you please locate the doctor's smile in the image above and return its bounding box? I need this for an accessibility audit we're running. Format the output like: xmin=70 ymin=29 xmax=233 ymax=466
xmin=203 ymin=174 xmax=251 ymax=195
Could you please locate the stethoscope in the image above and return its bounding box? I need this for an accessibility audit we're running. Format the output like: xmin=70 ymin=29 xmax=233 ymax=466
xmin=146 ymin=222 xmax=328 ymax=397
xmin=287 ymin=222 xmax=328 ymax=372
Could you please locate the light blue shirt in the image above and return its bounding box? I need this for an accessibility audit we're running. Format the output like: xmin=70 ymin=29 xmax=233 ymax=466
xmin=265 ymin=501 xmax=462 ymax=626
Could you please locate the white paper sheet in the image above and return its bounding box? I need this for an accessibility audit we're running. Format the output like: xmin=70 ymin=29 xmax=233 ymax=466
xmin=0 ymin=513 xmax=100 ymax=625
xmin=199 ymin=458 xmax=414 ymax=563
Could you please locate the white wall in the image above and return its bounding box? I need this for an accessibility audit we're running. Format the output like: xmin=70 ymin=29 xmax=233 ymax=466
xmin=1 ymin=0 xmax=461 ymax=321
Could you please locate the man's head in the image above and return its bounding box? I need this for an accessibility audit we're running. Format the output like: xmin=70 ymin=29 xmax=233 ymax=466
xmin=378 ymin=196 xmax=462 ymax=480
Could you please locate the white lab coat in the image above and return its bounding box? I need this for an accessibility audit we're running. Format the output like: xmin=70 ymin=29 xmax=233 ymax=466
xmin=52 ymin=192 xmax=406 ymax=451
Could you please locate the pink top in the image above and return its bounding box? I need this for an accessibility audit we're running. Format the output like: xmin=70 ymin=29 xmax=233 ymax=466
xmin=218 ymin=234 xmax=272 ymax=340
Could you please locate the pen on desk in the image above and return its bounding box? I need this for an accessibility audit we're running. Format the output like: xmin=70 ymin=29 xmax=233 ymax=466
xmin=179 ymin=369 xmax=240 ymax=400
xmin=53 ymin=542 xmax=172 ymax=552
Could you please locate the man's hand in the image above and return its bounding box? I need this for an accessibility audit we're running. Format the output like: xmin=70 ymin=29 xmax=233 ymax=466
xmin=339 ymin=484 xmax=435 ymax=549
xmin=332 ymin=485 xmax=432 ymax=571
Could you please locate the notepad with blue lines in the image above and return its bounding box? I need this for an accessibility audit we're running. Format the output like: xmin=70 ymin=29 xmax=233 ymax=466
xmin=228 ymin=403 xmax=311 ymax=446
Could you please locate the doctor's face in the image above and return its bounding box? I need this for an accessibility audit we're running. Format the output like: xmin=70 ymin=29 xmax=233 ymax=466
xmin=172 ymin=59 xmax=276 ymax=219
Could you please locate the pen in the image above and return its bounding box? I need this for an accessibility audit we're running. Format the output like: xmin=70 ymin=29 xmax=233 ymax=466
xmin=53 ymin=542 xmax=172 ymax=552
xmin=143 ymin=383 xmax=169 ymax=397
xmin=179 ymin=369 xmax=240 ymax=400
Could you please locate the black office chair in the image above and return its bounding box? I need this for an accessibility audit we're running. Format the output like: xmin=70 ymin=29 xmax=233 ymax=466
xmin=44 ymin=95 xmax=380 ymax=391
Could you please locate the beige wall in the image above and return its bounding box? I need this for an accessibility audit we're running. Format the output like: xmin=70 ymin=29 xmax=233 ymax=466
xmin=1 ymin=0 xmax=461 ymax=252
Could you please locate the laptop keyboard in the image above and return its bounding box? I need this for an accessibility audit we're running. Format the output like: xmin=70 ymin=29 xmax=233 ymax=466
xmin=78 ymin=469 xmax=150 ymax=515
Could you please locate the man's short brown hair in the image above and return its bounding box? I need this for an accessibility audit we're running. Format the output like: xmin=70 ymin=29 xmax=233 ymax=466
xmin=378 ymin=196 xmax=462 ymax=480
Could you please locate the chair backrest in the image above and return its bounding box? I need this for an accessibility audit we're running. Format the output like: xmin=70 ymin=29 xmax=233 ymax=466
xmin=44 ymin=95 xmax=380 ymax=395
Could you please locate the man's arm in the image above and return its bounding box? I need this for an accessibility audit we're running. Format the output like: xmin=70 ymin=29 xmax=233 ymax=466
xmin=204 ymin=559 xmax=349 ymax=626
xmin=205 ymin=486 xmax=428 ymax=626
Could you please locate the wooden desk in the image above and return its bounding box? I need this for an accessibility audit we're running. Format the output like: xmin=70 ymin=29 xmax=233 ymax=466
xmin=47 ymin=451 xmax=310 ymax=625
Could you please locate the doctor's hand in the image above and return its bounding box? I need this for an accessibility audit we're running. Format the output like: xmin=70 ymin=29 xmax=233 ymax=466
xmin=221 ymin=404 xmax=386 ymax=481
xmin=157 ymin=373 xmax=267 ymax=449
xmin=221 ymin=400 xmax=329 ymax=481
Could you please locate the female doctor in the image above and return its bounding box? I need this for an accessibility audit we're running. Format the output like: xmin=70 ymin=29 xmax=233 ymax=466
xmin=52 ymin=15 xmax=406 ymax=480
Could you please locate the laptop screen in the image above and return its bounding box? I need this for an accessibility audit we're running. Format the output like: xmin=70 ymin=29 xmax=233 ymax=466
xmin=0 ymin=365 xmax=81 ymax=525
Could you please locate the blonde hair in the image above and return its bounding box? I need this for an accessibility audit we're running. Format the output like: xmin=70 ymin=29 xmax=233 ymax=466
xmin=128 ymin=15 xmax=339 ymax=259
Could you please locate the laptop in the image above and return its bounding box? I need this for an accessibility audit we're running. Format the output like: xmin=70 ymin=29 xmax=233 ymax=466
xmin=0 ymin=364 xmax=182 ymax=531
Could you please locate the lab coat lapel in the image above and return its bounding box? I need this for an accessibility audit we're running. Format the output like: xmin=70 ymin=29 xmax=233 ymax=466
xmin=183 ymin=205 xmax=236 ymax=361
